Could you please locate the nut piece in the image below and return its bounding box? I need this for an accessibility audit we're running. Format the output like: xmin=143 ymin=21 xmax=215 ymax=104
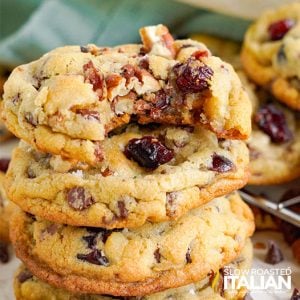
xmin=139 ymin=24 xmax=175 ymax=58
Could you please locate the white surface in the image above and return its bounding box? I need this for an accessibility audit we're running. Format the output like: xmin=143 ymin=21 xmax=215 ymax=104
xmin=0 ymin=139 xmax=299 ymax=299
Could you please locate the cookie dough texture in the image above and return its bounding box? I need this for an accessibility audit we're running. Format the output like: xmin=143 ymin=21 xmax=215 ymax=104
xmin=6 ymin=124 xmax=249 ymax=228
xmin=10 ymin=193 xmax=254 ymax=296
xmin=1 ymin=24 xmax=251 ymax=164
xmin=14 ymin=239 xmax=252 ymax=300
xmin=241 ymin=2 xmax=300 ymax=110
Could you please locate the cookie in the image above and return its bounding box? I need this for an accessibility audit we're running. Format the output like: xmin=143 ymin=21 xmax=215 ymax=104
xmin=1 ymin=24 xmax=251 ymax=165
xmin=13 ymin=239 xmax=252 ymax=300
xmin=241 ymin=3 xmax=300 ymax=110
xmin=238 ymin=70 xmax=300 ymax=184
xmin=0 ymin=171 xmax=17 ymax=243
xmin=6 ymin=124 xmax=249 ymax=228
xmin=10 ymin=193 xmax=254 ymax=296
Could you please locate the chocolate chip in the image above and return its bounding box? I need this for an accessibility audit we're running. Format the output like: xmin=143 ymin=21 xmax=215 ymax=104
xmin=117 ymin=201 xmax=128 ymax=219
xmin=124 ymin=136 xmax=174 ymax=169
xmin=85 ymin=227 xmax=114 ymax=245
xmin=0 ymin=242 xmax=9 ymax=263
xmin=45 ymin=224 xmax=58 ymax=235
xmin=76 ymin=109 xmax=100 ymax=121
xmin=24 ymin=112 xmax=37 ymax=126
xmin=209 ymin=153 xmax=235 ymax=173
xmin=12 ymin=93 xmax=20 ymax=105
xmin=0 ymin=158 xmax=10 ymax=173
xmin=27 ymin=167 xmax=36 ymax=179
xmin=291 ymin=288 xmax=300 ymax=300
xmin=80 ymin=46 xmax=89 ymax=53
xmin=66 ymin=187 xmax=94 ymax=211
xmin=18 ymin=270 xmax=33 ymax=283
xmin=277 ymin=45 xmax=286 ymax=63
xmin=154 ymin=248 xmax=161 ymax=263
xmin=77 ymin=249 xmax=109 ymax=266
xmin=265 ymin=241 xmax=284 ymax=265
xmin=186 ymin=247 xmax=192 ymax=263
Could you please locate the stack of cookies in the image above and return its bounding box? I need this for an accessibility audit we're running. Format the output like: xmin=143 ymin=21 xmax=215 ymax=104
xmin=1 ymin=25 xmax=255 ymax=299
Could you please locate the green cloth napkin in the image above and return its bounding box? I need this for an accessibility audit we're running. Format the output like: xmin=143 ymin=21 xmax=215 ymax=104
xmin=0 ymin=0 xmax=250 ymax=67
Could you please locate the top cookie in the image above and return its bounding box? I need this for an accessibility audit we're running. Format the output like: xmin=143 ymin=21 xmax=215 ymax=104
xmin=241 ymin=3 xmax=300 ymax=110
xmin=2 ymin=25 xmax=251 ymax=164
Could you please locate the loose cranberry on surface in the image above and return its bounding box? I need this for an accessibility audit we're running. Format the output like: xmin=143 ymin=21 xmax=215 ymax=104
xmin=173 ymin=59 xmax=213 ymax=93
xmin=254 ymin=104 xmax=293 ymax=143
xmin=124 ymin=136 xmax=174 ymax=169
xmin=290 ymin=288 xmax=300 ymax=300
xmin=265 ymin=241 xmax=284 ymax=265
xmin=268 ymin=19 xmax=295 ymax=41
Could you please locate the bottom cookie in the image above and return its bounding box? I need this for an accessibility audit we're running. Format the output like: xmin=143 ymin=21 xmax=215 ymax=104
xmin=10 ymin=193 xmax=254 ymax=296
xmin=14 ymin=239 xmax=252 ymax=300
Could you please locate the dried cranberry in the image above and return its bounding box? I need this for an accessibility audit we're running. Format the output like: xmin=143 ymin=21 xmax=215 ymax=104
xmin=66 ymin=187 xmax=94 ymax=211
xmin=268 ymin=19 xmax=295 ymax=41
xmin=254 ymin=104 xmax=293 ymax=143
xmin=154 ymin=90 xmax=170 ymax=109
xmin=77 ymin=249 xmax=109 ymax=266
xmin=83 ymin=61 xmax=104 ymax=99
xmin=124 ymin=136 xmax=174 ymax=169
xmin=0 ymin=242 xmax=9 ymax=263
xmin=291 ymin=288 xmax=300 ymax=300
xmin=18 ymin=270 xmax=33 ymax=283
xmin=265 ymin=241 xmax=284 ymax=264
xmin=173 ymin=59 xmax=213 ymax=93
xmin=0 ymin=158 xmax=10 ymax=173
xmin=209 ymin=153 xmax=234 ymax=173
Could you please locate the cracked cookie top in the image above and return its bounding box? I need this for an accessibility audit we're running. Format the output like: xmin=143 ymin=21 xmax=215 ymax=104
xmin=2 ymin=24 xmax=251 ymax=164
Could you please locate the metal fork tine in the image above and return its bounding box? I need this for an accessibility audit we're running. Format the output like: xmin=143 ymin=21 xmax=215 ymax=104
xmin=239 ymin=190 xmax=300 ymax=228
